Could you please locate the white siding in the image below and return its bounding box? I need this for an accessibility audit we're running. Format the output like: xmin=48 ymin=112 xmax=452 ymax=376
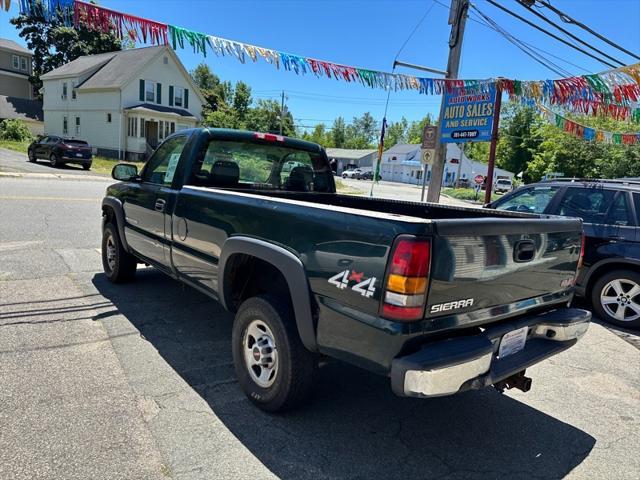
xmin=42 ymin=48 xmax=203 ymax=157
xmin=120 ymin=52 xmax=203 ymax=120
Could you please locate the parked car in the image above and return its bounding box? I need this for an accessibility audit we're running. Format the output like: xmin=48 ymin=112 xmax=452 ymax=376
xmin=28 ymin=136 xmax=93 ymax=170
xmin=342 ymin=168 xmax=362 ymax=179
xmin=358 ymin=169 xmax=375 ymax=180
xmin=102 ymin=128 xmax=589 ymax=412
xmin=493 ymin=178 xmax=513 ymax=194
xmin=488 ymin=178 xmax=640 ymax=329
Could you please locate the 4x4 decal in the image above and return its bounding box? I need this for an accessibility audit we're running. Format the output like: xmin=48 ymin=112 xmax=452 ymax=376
xmin=328 ymin=270 xmax=377 ymax=298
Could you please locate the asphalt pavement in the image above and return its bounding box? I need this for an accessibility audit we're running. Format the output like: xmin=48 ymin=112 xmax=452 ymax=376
xmin=0 ymin=149 xmax=639 ymax=479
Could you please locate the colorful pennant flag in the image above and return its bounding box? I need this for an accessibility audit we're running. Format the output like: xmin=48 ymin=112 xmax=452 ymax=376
xmin=10 ymin=0 xmax=640 ymax=122
xmin=539 ymin=105 xmax=640 ymax=145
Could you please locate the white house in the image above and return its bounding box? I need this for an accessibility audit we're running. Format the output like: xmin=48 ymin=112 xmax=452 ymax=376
xmin=41 ymin=46 xmax=204 ymax=160
xmin=325 ymin=148 xmax=377 ymax=174
xmin=379 ymin=143 xmax=514 ymax=186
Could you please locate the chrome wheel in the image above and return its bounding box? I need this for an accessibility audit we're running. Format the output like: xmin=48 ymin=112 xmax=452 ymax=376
xmin=105 ymin=233 xmax=117 ymax=272
xmin=243 ymin=319 xmax=278 ymax=388
xmin=600 ymin=278 xmax=640 ymax=323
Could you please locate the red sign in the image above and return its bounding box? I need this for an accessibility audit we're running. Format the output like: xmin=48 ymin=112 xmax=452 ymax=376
xmin=474 ymin=175 xmax=484 ymax=185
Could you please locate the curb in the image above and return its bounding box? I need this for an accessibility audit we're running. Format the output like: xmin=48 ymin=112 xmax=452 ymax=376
xmin=0 ymin=172 xmax=112 ymax=182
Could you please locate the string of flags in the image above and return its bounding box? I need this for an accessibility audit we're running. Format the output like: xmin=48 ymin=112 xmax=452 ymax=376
xmin=539 ymin=105 xmax=640 ymax=145
xmin=6 ymin=0 xmax=640 ymax=122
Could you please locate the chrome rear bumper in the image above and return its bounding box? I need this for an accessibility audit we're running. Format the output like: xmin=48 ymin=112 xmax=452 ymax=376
xmin=391 ymin=308 xmax=591 ymax=398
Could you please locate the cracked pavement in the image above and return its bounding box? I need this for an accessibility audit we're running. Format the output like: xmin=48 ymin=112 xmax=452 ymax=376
xmin=0 ymin=166 xmax=639 ymax=479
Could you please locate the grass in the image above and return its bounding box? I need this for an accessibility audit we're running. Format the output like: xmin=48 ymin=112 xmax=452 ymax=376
xmin=0 ymin=140 xmax=29 ymax=153
xmin=0 ymin=140 xmax=142 ymax=176
xmin=443 ymin=187 xmax=501 ymax=203
xmin=334 ymin=177 xmax=364 ymax=195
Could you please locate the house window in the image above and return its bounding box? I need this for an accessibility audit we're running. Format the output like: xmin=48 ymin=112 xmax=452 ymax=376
xmin=159 ymin=120 xmax=164 ymax=140
xmin=107 ymin=113 xmax=112 ymax=123
xmin=75 ymin=116 xmax=80 ymax=135
xmin=139 ymin=118 xmax=145 ymax=138
xmin=164 ymin=121 xmax=169 ymax=138
xmin=174 ymin=87 xmax=183 ymax=107
xmin=63 ymin=116 xmax=68 ymax=135
xmin=145 ymin=80 xmax=156 ymax=102
xmin=71 ymin=81 xmax=77 ymax=100
xmin=20 ymin=57 xmax=27 ymax=71
xmin=128 ymin=117 xmax=138 ymax=137
xmin=170 ymin=122 xmax=175 ymax=134
xmin=62 ymin=82 xmax=68 ymax=100
xmin=12 ymin=55 xmax=19 ymax=69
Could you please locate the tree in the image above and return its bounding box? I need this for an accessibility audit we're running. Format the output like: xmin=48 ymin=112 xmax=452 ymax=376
xmin=233 ymin=81 xmax=252 ymax=122
xmin=495 ymin=103 xmax=541 ymax=181
xmin=465 ymin=142 xmax=489 ymax=163
xmin=191 ymin=63 xmax=219 ymax=90
xmin=406 ymin=113 xmax=434 ymax=144
xmin=11 ymin=7 xmax=123 ymax=98
xmin=385 ymin=117 xmax=408 ymax=147
xmin=331 ymin=117 xmax=347 ymax=148
xmin=303 ymin=124 xmax=333 ymax=147
xmin=246 ymin=99 xmax=295 ymax=136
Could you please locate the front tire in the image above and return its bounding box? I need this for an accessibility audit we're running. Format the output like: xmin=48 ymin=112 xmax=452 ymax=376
xmin=591 ymin=269 xmax=640 ymax=329
xmin=49 ymin=153 xmax=59 ymax=168
xmin=102 ymin=222 xmax=137 ymax=283
xmin=28 ymin=150 xmax=36 ymax=162
xmin=232 ymin=295 xmax=316 ymax=412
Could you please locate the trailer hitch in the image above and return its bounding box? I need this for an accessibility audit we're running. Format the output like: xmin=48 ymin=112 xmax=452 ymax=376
xmin=494 ymin=370 xmax=532 ymax=393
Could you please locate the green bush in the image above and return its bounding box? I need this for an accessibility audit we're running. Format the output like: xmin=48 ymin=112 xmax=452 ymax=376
xmin=444 ymin=187 xmax=499 ymax=203
xmin=0 ymin=119 xmax=33 ymax=142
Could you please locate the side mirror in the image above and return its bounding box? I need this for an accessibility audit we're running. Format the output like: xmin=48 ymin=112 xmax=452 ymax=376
xmin=112 ymin=163 xmax=139 ymax=182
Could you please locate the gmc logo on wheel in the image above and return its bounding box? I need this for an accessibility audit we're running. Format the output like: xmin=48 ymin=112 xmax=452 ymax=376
xmin=430 ymin=298 xmax=474 ymax=314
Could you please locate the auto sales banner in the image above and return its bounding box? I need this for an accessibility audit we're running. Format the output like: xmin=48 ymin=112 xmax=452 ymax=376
xmin=440 ymin=85 xmax=497 ymax=143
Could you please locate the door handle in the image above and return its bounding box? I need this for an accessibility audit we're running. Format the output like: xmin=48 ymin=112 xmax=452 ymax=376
xmin=513 ymin=239 xmax=536 ymax=263
xmin=155 ymin=199 xmax=166 ymax=212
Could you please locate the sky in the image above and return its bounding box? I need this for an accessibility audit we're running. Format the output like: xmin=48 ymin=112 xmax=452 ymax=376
xmin=1 ymin=0 xmax=639 ymax=132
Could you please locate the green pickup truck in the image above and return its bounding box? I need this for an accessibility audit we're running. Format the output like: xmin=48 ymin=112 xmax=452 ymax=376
xmin=102 ymin=128 xmax=590 ymax=412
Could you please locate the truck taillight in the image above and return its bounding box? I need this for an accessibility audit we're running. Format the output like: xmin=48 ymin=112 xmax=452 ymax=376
xmin=381 ymin=236 xmax=431 ymax=321
xmin=254 ymin=132 xmax=284 ymax=142
xmin=574 ymin=233 xmax=585 ymax=282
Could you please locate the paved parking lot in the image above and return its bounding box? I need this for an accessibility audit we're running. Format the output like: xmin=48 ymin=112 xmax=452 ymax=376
xmin=1 ymin=150 xmax=639 ymax=479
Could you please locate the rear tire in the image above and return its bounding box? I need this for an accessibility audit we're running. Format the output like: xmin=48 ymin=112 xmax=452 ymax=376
xmin=28 ymin=150 xmax=36 ymax=162
xmin=591 ymin=269 xmax=640 ymax=329
xmin=102 ymin=222 xmax=137 ymax=283
xmin=83 ymin=163 xmax=92 ymax=170
xmin=232 ymin=295 xmax=316 ymax=412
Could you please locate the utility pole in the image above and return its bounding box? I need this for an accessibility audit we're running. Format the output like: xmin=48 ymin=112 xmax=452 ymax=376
xmin=279 ymin=90 xmax=285 ymax=135
xmin=484 ymin=81 xmax=503 ymax=204
xmin=425 ymin=0 xmax=469 ymax=203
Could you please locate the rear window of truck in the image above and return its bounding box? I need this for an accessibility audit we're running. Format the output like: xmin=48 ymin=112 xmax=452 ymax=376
xmin=187 ymin=140 xmax=333 ymax=193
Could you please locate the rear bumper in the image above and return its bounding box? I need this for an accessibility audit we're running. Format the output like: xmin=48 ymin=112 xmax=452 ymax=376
xmin=60 ymin=155 xmax=92 ymax=164
xmin=390 ymin=308 xmax=590 ymax=398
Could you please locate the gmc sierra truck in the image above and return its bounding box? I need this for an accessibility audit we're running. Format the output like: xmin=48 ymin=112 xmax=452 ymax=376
xmin=102 ymin=128 xmax=590 ymax=412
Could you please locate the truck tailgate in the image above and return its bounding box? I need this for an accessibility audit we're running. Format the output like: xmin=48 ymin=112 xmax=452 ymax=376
xmin=426 ymin=217 xmax=582 ymax=328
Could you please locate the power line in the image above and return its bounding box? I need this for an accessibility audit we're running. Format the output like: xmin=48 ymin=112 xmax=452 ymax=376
xmin=433 ymin=0 xmax=589 ymax=73
xmin=484 ymin=0 xmax=618 ymax=68
xmin=471 ymin=4 xmax=573 ymax=76
xmin=535 ymin=0 xmax=640 ymax=61
xmin=514 ymin=0 xmax=625 ymax=66
xmin=394 ymin=0 xmax=437 ymax=62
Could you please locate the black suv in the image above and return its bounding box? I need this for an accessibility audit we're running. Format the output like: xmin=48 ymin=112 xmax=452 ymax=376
xmin=488 ymin=179 xmax=640 ymax=329
xmin=28 ymin=136 xmax=93 ymax=170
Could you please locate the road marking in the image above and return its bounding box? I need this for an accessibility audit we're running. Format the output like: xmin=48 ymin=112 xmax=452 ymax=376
xmin=0 ymin=195 xmax=100 ymax=202
xmin=0 ymin=241 xmax=44 ymax=252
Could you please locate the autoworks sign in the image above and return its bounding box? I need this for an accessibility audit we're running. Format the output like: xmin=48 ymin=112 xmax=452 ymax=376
xmin=440 ymin=85 xmax=497 ymax=143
